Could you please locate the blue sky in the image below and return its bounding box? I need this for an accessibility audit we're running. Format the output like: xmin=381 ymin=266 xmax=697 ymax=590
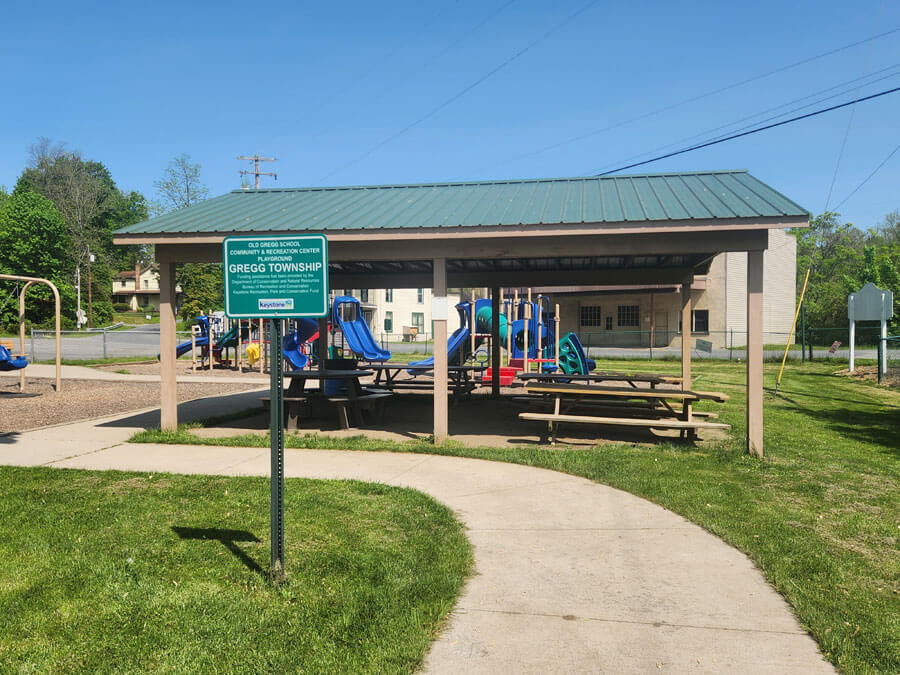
xmin=1 ymin=0 xmax=898 ymax=227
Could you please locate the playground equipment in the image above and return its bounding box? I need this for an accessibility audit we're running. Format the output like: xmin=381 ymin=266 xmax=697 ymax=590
xmin=409 ymin=301 xmax=473 ymax=371
xmin=283 ymin=318 xmax=320 ymax=370
xmin=332 ymin=295 xmax=391 ymax=362
xmin=0 ymin=273 xmax=61 ymax=392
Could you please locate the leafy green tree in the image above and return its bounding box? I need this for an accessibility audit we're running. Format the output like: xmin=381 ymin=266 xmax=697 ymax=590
xmin=0 ymin=187 xmax=77 ymax=329
xmin=151 ymin=154 xmax=222 ymax=320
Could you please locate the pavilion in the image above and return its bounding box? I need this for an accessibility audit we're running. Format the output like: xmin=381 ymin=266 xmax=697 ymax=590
xmin=114 ymin=170 xmax=809 ymax=456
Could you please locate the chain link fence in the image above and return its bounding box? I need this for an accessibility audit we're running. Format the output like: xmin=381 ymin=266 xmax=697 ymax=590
xmin=879 ymin=336 xmax=900 ymax=383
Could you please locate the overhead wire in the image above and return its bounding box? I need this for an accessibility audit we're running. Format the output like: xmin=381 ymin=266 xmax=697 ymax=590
xmin=317 ymin=0 xmax=600 ymax=183
xmin=591 ymin=64 xmax=900 ymax=175
xmin=833 ymin=142 xmax=900 ymax=209
xmin=824 ymin=0 xmax=886 ymax=210
xmin=593 ymin=86 xmax=900 ymax=176
xmin=460 ymin=26 xmax=900 ymax=178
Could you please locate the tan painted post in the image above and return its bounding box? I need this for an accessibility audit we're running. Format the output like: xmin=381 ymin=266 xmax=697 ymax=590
xmin=523 ymin=301 xmax=531 ymax=374
xmin=208 ymin=309 xmax=213 ymax=372
xmin=237 ymin=319 xmax=242 ymax=372
xmin=491 ymin=286 xmax=501 ymax=397
xmin=649 ymin=292 xmax=655 ymax=349
xmin=433 ymin=258 xmax=449 ymax=442
xmin=159 ymin=261 xmax=178 ymax=430
xmin=507 ymin=289 xmax=514 ymax=366
xmin=259 ymin=319 xmax=264 ymax=373
xmin=681 ymin=280 xmax=692 ymax=389
xmin=555 ymin=303 xmax=560 ymax=371
xmin=191 ymin=330 xmax=196 ymax=374
xmin=747 ymin=250 xmax=764 ymax=457
xmin=536 ymin=296 xmax=543 ymax=357
xmin=470 ymin=292 xmax=476 ymax=362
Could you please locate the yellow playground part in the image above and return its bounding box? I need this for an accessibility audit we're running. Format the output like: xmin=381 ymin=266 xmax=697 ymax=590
xmin=245 ymin=342 xmax=261 ymax=366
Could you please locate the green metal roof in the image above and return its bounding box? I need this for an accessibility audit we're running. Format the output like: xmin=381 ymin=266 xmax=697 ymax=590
xmin=117 ymin=170 xmax=808 ymax=236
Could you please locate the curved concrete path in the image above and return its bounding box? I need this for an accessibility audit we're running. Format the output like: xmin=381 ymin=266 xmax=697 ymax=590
xmin=2 ymin=403 xmax=833 ymax=673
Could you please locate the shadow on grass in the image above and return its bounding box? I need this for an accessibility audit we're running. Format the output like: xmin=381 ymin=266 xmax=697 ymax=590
xmin=776 ymin=401 xmax=900 ymax=457
xmin=171 ymin=526 xmax=265 ymax=577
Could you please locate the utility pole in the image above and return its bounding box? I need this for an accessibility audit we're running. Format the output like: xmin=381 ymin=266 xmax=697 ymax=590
xmin=238 ymin=155 xmax=277 ymax=189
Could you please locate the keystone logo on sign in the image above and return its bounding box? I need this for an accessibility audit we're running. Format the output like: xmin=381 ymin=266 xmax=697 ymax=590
xmin=259 ymin=299 xmax=294 ymax=311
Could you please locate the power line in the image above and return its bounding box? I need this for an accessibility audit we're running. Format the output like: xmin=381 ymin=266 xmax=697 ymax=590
xmin=824 ymin=0 xmax=887 ymax=210
xmin=238 ymin=155 xmax=277 ymax=189
xmin=594 ymin=86 xmax=900 ymax=176
xmin=461 ymin=26 xmax=900 ymax=178
xmin=591 ymin=65 xmax=900 ymax=175
xmin=318 ymin=0 xmax=600 ymax=182
xmin=833 ymin=142 xmax=900 ymax=209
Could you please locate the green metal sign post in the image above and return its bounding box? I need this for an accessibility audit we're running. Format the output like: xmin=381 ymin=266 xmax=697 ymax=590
xmin=223 ymin=235 xmax=329 ymax=583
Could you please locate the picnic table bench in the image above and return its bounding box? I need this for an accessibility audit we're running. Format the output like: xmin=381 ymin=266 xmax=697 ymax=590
xmin=367 ymin=364 xmax=484 ymax=402
xmin=261 ymin=368 xmax=392 ymax=430
xmin=519 ymin=381 xmax=730 ymax=443
xmin=517 ymin=371 xmax=684 ymax=389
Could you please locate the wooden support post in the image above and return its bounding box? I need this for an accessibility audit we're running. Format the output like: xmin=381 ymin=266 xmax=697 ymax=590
xmin=237 ymin=319 xmax=242 ymax=372
xmin=433 ymin=258 xmax=449 ymax=443
xmin=523 ymin=302 xmax=531 ymax=374
xmin=208 ymin=309 xmax=213 ymax=372
xmin=191 ymin=330 xmax=196 ymax=374
xmin=537 ymin=296 xmax=543 ymax=357
xmin=649 ymin=292 xmax=655 ymax=351
xmin=259 ymin=319 xmax=264 ymax=373
xmin=747 ymin=250 xmax=764 ymax=457
xmin=555 ymin=303 xmax=560 ymax=371
xmin=159 ymin=261 xmax=178 ymax=431
xmin=470 ymin=292 xmax=476 ymax=363
xmin=506 ymin=290 xmax=512 ymax=366
xmin=681 ymin=280 xmax=692 ymax=389
xmin=491 ymin=286 xmax=501 ymax=397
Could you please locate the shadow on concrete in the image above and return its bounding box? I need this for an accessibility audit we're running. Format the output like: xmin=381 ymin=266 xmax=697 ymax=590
xmin=171 ymin=526 xmax=265 ymax=577
xmin=98 ymin=390 xmax=267 ymax=429
xmin=0 ymin=432 xmax=20 ymax=444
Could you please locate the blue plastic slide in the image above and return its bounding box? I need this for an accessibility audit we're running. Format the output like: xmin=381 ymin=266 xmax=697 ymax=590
xmin=175 ymin=335 xmax=209 ymax=358
xmin=0 ymin=344 xmax=27 ymax=371
xmin=408 ymin=301 xmax=471 ymax=371
xmin=283 ymin=318 xmax=320 ymax=370
xmin=332 ymin=296 xmax=391 ymax=361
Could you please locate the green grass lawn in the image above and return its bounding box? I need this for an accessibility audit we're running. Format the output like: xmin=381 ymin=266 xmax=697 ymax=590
xmin=113 ymin=312 xmax=161 ymax=325
xmin=134 ymin=359 xmax=900 ymax=674
xmin=0 ymin=468 xmax=471 ymax=672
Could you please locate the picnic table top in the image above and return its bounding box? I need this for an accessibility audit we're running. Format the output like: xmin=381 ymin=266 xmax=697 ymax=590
xmin=523 ymin=381 xmax=729 ymax=402
xmin=517 ymin=371 xmax=682 ymax=384
xmin=284 ymin=369 xmax=373 ymax=379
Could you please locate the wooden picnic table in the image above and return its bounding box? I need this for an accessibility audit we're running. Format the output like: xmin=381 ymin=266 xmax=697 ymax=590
xmin=517 ymin=371 xmax=683 ymax=389
xmin=262 ymin=368 xmax=391 ymax=430
xmin=367 ymin=364 xmax=485 ymax=401
xmin=519 ymin=380 xmax=730 ymax=443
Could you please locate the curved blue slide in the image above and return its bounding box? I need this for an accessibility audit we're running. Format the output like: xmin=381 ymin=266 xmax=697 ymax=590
xmin=332 ymin=296 xmax=391 ymax=361
xmin=408 ymin=301 xmax=471 ymax=372
xmin=0 ymin=343 xmax=27 ymax=371
xmin=283 ymin=318 xmax=320 ymax=370
xmin=175 ymin=335 xmax=209 ymax=357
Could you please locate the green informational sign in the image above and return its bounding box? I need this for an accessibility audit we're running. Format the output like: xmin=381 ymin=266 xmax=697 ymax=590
xmin=223 ymin=235 xmax=328 ymax=318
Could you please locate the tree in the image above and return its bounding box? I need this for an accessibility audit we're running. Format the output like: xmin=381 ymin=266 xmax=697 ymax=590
xmin=0 ymin=187 xmax=77 ymax=329
xmin=152 ymin=153 xmax=209 ymax=214
xmin=152 ymin=154 xmax=221 ymax=319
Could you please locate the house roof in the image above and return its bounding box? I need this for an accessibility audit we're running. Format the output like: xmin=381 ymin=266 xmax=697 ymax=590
xmin=115 ymin=170 xmax=808 ymax=236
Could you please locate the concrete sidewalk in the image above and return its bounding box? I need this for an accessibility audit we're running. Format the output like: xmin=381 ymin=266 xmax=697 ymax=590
xmin=1 ymin=409 xmax=833 ymax=673
xmin=0 ymin=362 xmax=269 ymax=385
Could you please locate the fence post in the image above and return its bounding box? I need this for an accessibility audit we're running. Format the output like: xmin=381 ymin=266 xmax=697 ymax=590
xmin=102 ymin=328 xmax=108 ymax=359
xmin=729 ymin=329 xmax=733 ymax=360
xmin=30 ymin=327 xmax=35 ymax=361
xmin=878 ymin=338 xmax=883 ymax=384
xmin=800 ymin=302 xmax=806 ymax=364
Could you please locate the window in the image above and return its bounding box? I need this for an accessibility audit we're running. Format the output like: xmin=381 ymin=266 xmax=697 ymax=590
xmin=360 ymin=289 xmax=369 ymax=303
xmin=411 ymin=312 xmax=425 ymax=332
xmin=617 ymin=305 xmax=639 ymax=327
xmin=384 ymin=311 xmax=393 ymax=333
xmin=385 ymin=289 xmax=393 ymax=302
xmin=343 ymin=289 xmax=352 ymax=297
xmin=143 ymin=279 xmax=150 ymax=289
xmin=605 ymin=316 xmax=613 ymax=331
xmin=580 ymin=306 xmax=602 ymax=327
xmin=416 ymin=288 xmax=424 ymax=303
xmin=692 ymin=310 xmax=709 ymax=333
